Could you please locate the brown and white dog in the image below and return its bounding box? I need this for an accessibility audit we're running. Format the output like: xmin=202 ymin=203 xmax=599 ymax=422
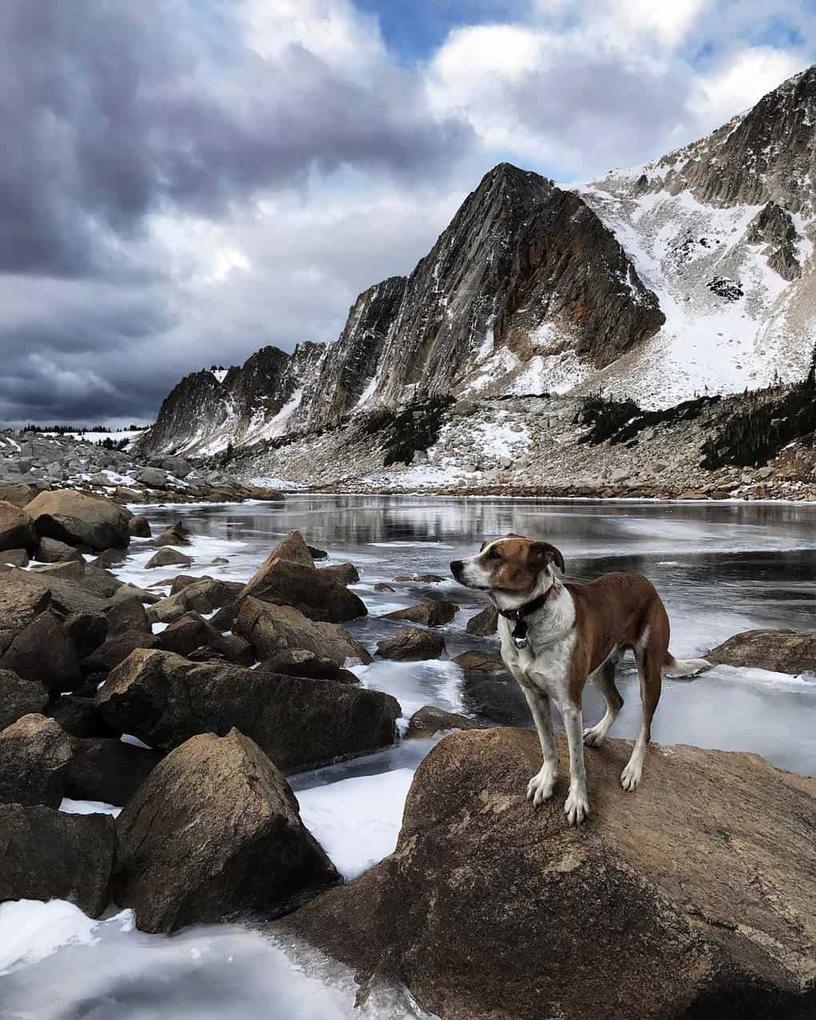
xmin=450 ymin=535 xmax=710 ymax=825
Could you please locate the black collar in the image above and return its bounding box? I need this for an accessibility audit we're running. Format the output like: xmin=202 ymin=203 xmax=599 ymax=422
xmin=495 ymin=585 xmax=555 ymax=649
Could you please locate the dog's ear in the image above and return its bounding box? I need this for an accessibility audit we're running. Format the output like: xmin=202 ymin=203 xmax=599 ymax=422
xmin=529 ymin=541 xmax=565 ymax=575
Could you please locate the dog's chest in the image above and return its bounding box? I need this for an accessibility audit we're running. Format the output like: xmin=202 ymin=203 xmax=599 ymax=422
xmin=498 ymin=616 xmax=574 ymax=682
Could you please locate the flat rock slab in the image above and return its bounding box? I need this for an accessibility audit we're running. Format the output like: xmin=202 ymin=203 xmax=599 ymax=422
xmin=286 ymin=729 xmax=816 ymax=1020
xmin=708 ymin=628 xmax=816 ymax=675
xmin=0 ymin=803 xmax=115 ymax=917
xmin=114 ymin=730 xmax=339 ymax=933
xmin=97 ymin=649 xmax=399 ymax=770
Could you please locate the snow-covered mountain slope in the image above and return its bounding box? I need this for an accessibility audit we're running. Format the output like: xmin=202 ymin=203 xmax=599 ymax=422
xmin=575 ymin=66 xmax=816 ymax=405
xmin=137 ymin=65 xmax=816 ymax=458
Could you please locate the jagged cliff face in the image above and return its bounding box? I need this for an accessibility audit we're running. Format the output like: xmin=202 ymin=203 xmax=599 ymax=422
xmin=141 ymin=344 xmax=322 ymax=456
xmin=139 ymin=167 xmax=662 ymax=456
xmin=296 ymin=276 xmax=407 ymax=432
xmin=371 ymin=166 xmax=663 ymax=405
xmin=139 ymin=65 xmax=816 ymax=458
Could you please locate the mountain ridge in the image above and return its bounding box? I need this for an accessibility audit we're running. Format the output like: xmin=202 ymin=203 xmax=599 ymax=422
xmin=137 ymin=66 xmax=816 ymax=459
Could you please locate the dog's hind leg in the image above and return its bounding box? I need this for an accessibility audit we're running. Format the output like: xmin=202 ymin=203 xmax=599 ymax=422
xmin=583 ymin=652 xmax=623 ymax=747
xmin=621 ymin=627 xmax=664 ymax=792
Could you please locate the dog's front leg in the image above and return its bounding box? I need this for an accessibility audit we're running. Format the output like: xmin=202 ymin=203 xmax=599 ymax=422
xmin=513 ymin=671 xmax=558 ymax=806
xmin=559 ymin=699 xmax=590 ymax=826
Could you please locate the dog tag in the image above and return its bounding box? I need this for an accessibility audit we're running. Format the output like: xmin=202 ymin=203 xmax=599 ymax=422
xmin=512 ymin=619 xmax=528 ymax=649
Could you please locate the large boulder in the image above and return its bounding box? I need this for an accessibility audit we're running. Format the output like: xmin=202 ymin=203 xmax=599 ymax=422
xmin=708 ymin=629 xmax=816 ymax=675
xmin=0 ymin=713 xmax=74 ymax=806
xmin=81 ymin=628 xmax=157 ymax=674
xmin=0 ymin=482 xmax=35 ymax=507
xmin=47 ymin=694 xmax=117 ymax=738
xmin=35 ymin=536 xmax=85 ymax=563
xmin=263 ymin=530 xmax=315 ymax=568
xmin=136 ymin=466 xmax=169 ymax=490
xmin=0 ymin=501 xmax=36 ymax=553
xmin=0 ymin=548 xmax=29 ymax=567
xmin=235 ymin=598 xmax=372 ymax=666
xmin=240 ymin=557 xmax=367 ymax=623
xmin=145 ymin=547 xmax=192 ymax=569
xmin=381 ymin=600 xmax=459 ymax=627
xmin=96 ymin=649 xmax=399 ymax=770
xmin=466 ymin=604 xmax=499 ymax=636
xmin=113 ymin=730 xmax=339 ymax=932
xmin=452 ymin=649 xmax=507 ymax=673
xmin=149 ymin=577 xmax=244 ymax=625
xmin=25 ymin=489 xmax=131 ymax=551
xmin=405 ymin=705 xmax=481 ymax=739
xmin=286 ymin=729 xmax=816 ymax=1020
xmin=376 ymin=628 xmax=445 ymax=661
xmin=64 ymin=736 xmax=163 ymax=805
xmin=156 ymin=521 xmax=192 ymax=547
xmin=257 ymin=649 xmax=360 ymax=684
xmin=0 ymin=668 xmax=48 ymax=730
xmin=7 ymin=566 xmax=112 ymax=617
xmin=0 ymin=804 xmax=115 ymax=917
xmin=129 ymin=514 xmax=151 ymax=538
xmin=318 ymin=563 xmax=360 ymax=585
xmin=155 ymin=610 xmax=223 ymax=654
xmin=31 ymin=559 xmax=85 ymax=581
xmin=0 ymin=575 xmax=81 ymax=690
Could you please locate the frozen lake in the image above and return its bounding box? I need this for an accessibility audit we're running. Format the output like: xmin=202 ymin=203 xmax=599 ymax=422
xmin=3 ymin=495 xmax=814 ymax=1018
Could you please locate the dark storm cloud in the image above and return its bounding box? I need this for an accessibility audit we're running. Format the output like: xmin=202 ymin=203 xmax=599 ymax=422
xmin=0 ymin=0 xmax=474 ymax=422
xmin=0 ymin=0 xmax=470 ymax=279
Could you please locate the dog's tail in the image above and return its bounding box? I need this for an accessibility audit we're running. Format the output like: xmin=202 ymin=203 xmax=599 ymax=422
xmin=663 ymin=653 xmax=712 ymax=678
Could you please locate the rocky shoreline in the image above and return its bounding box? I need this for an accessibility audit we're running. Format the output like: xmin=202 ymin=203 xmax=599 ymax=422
xmin=0 ymin=429 xmax=282 ymax=505
xmin=209 ymin=388 xmax=816 ymax=502
xmin=1 ymin=490 xmax=815 ymax=1016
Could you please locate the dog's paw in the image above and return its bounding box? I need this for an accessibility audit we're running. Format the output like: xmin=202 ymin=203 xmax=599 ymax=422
xmin=582 ymin=724 xmax=607 ymax=747
xmin=526 ymin=766 xmax=556 ymax=807
xmin=564 ymin=785 xmax=589 ymax=826
xmin=620 ymin=760 xmax=643 ymax=792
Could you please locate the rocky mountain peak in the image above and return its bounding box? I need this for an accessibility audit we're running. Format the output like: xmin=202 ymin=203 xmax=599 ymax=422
xmin=139 ymin=65 xmax=816 ymax=458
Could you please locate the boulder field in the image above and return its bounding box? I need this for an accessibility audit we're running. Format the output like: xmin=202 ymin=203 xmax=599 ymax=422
xmin=0 ymin=519 xmax=407 ymax=937
xmin=0 ymin=499 xmax=814 ymax=1019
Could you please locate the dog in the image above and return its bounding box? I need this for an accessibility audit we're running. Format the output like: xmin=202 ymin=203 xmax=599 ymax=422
xmin=450 ymin=534 xmax=710 ymax=825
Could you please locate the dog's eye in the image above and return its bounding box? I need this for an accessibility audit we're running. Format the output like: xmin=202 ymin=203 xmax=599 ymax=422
xmin=486 ymin=547 xmax=500 ymax=560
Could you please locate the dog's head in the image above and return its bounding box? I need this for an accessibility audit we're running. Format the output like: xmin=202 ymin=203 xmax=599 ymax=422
xmin=450 ymin=534 xmax=565 ymax=594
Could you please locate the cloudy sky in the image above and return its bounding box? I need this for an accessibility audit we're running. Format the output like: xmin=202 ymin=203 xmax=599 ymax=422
xmin=2 ymin=0 xmax=813 ymax=424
